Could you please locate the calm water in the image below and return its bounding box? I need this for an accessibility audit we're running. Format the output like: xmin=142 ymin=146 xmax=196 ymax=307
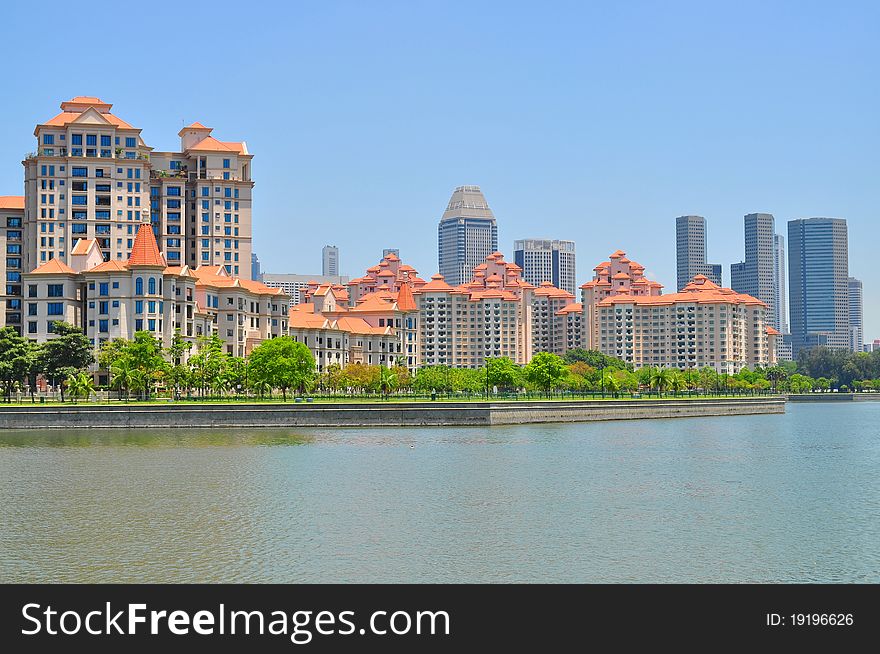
xmin=0 ymin=403 xmax=878 ymax=583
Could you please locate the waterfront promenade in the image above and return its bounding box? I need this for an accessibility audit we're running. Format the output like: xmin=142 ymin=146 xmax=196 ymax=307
xmin=0 ymin=396 xmax=785 ymax=429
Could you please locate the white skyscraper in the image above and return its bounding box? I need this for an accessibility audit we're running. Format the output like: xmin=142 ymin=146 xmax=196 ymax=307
xmin=438 ymin=186 xmax=498 ymax=287
xmin=513 ymin=239 xmax=576 ymax=296
xmin=731 ymin=213 xmax=778 ymax=330
xmin=322 ymin=245 xmax=339 ymax=276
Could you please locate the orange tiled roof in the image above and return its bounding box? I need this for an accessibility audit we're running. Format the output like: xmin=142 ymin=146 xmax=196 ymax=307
xmin=0 ymin=195 xmax=25 ymax=210
xmin=29 ymin=258 xmax=76 ymax=275
xmin=396 ymin=282 xmax=417 ymax=312
xmin=556 ymin=302 xmax=583 ymax=315
xmin=128 ymin=223 xmax=166 ymax=267
xmin=88 ymin=260 xmax=128 ymax=273
xmin=186 ymin=135 xmax=245 ymax=153
xmin=70 ymin=238 xmax=99 ymax=255
xmin=598 ymin=275 xmax=765 ymax=307
xmin=417 ymin=274 xmax=454 ymax=292
xmin=766 ymin=326 xmax=781 ymax=335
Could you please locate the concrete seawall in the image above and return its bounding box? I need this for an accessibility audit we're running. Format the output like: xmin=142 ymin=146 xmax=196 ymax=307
xmin=787 ymin=393 xmax=880 ymax=402
xmin=0 ymin=397 xmax=785 ymax=429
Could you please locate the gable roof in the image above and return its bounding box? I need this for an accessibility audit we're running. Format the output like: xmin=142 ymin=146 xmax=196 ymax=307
xmin=0 ymin=195 xmax=25 ymax=210
xmin=70 ymin=238 xmax=100 ymax=256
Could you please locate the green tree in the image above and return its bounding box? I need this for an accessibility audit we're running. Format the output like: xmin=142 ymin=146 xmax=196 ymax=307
xmin=0 ymin=327 xmax=35 ymax=401
xmin=248 ymin=336 xmax=315 ymax=400
xmin=189 ymin=334 xmax=227 ymax=397
xmin=485 ymin=357 xmax=520 ymax=394
xmin=563 ymin=348 xmax=630 ymax=370
xmin=649 ymin=367 xmax=672 ymax=396
xmin=126 ymin=332 xmax=167 ymax=399
xmin=165 ymin=329 xmax=192 ymax=397
xmin=110 ymin=357 xmax=138 ymax=401
xmin=378 ymin=366 xmax=398 ymax=398
xmin=65 ymin=371 xmax=95 ymax=404
xmin=668 ymin=370 xmax=687 ymax=396
xmin=40 ymin=321 xmax=93 ymax=402
xmin=524 ymin=352 xmax=569 ymax=397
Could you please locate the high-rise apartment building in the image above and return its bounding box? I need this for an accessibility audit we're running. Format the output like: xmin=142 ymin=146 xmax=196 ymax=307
xmin=731 ymin=213 xmax=778 ymax=330
xmin=322 ymin=245 xmax=339 ymax=276
xmin=513 ymin=238 xmax=576 ymax=296
xmin=848 ymin=277 xmax=863 ymax=353
xmin=1 ymin=196 xmax=25 ymax=333
xmin=22 ymin=97 xmax=254 ymax=284
xmin=675 ymin=215 xmax=722 ymax=290
xmin=788 ymin=218 xmax=850 ymax=354
xmin=438 ymin=185 xmax=497 ymax=287
xmin=262 ymin=273 xmax=349 ymax=305
xmin=774 ymin=234 xmax=788 ymax=334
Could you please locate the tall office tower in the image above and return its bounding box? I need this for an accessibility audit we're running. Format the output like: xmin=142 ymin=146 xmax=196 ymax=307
xmin=322 ymin=245 xmax=339 ymax=276
xmin=438 ymin=185 xmax=498 ymax=287
xmin=0 ymin=196 xmax=25 ymax=333
xmin=23 ymin=97 xmax=254 ymax=280
xmin=848 ymin=277 xmax=863 ymax=353
xmin=251 ymin=252 xmax=262 ymax=281
xmin=730 ymin=213 xmax=777 ymax=329
xmin=788 ymin=218 xmax=850 ymax=354
xmin=382 ymin=248 xmax=400 ymax=258
xmin=675 ymin=215 xmax=722 ymax=290
xmin=513 ymin=239 xmax=577 ymax=296
xmin=774 ymin=233 xmax=788 ymax=334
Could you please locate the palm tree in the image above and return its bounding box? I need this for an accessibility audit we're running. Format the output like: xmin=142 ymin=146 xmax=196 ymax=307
xmin=251 ymin=379 xmax=271 ymax=400
xmin=650 ymin=367 xmax=672 ymax=397
xmin=668 ymin=370 xmax=687 ymax=396
xmin=65 ymin=371 xmax=95 ymax=404
xmin=601 ymin=370 xmax=620 ymax=397
xmin=110 ymin=359 xmax=135 ymax=402
xmin=378 ymin=366 xmax=398 ymax=399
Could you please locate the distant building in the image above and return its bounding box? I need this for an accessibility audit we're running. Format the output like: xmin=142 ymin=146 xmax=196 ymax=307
xmin=849 ymin=277 xmax=863 ymax=353
xmin=675 ymin=215 xmax=722 ymax=290
xmin=438 ymin=185 xmax=498 ymax=287
xmin=513 ymin=238 xmax=577 ymax=296
xmin=582 ymin=249 xmax=776 ymax=372
xmin=251 ymin=252 xmax=261 ymax=281
xmin=788 ymin=218 xmax=850 ymax=354
xmin=262 ymin=273 xmax=349 ymax=305
xmin=774 ymin=234 xmax=788 ymax=334
xmin=731 ymin=213 xmax=778 ymax=330
xmin=382 ymin=248 xmax=400 ymax=258
xmin=322 ymin=245 xmax=339 ymax=276
xmin=0 ymin=196 xmax=25 ymax=333
xmin=863 ymin=339 xmax=880 ymax=353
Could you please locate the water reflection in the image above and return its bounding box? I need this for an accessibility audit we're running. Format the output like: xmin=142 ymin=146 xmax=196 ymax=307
xmin=1 ymin=403 xmax=879 ymax=583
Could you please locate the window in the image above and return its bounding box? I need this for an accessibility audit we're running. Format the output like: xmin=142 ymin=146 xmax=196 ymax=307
xmin=86 ymin=134 xmax=97 ymax=146
xmin=47 ymin=302 xmax=64 ymax=315
xmin=223 ymin=159 xmax=230 ymax=169
xmin=135 ymin=278 xmax=143 ymax=295
xmin=148 ymin=278 xmax=156 ymax=294
xmin=135 ymin=300 xmax=143 ymax=314
xmin=99 ymin=282 xmax=109 ymax=296
xmin=99 ymin=319 xmax=109 ymax=333
xmin=43 ymin=134 xmax=55 ymax=145
xmin=125 ymin=137 xmax=136 ymax=148
xmin=72 ymin=167 xmax=88 ymax=177
xmin=47 ymin=284 xmax=63 ymax=297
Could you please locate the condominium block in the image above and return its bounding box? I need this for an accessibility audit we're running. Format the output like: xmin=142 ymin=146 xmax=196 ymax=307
xmin=322 ymin=245 xmax=339 ymax=276
xmin=731 ymin=213 xmax=778 ymax=330
xmin=514 ymin=238 xmax=576 ymax=296
xmin=849 ymin=277 xmax=863 ymax=353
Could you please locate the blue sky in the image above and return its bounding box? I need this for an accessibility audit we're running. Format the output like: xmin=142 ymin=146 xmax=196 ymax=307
xmin=2 ymin=1 xmax=878 ymax=335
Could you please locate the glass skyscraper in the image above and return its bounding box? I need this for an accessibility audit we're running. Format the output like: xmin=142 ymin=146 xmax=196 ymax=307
xmin=675 ymin=215 xmax=721 ymax=290
xmin=787 ymin=217 xmax=850 ymax=355
xmin=438 ymin=186 xmax=498 ymax=287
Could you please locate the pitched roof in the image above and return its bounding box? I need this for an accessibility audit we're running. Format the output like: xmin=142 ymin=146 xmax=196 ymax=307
xmin=70 ymin=238 xmax=99 ymax=255
xmin=186 ymin=135 xmax=246 ymax=153
xmin=396 ymin=282 xmax=417 ymax=312
xmin=127 ymin=223 xmax=166 ymax=267
xmin=0 ymin=195 xmax=24 ymax=210
xmin=29 ymin=258 xmax=76 ymax=275
xmin=88 ymin=260 xmax=128 ymax=273
xmin=418 ymin=274 xmax=454 ymax=292
xmin=556 ymin=302 xmax=583 ymax=315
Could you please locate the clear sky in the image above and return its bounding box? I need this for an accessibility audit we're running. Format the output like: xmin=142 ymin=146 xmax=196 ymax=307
xmin=2 ymin=1 xmax=877 ymax=335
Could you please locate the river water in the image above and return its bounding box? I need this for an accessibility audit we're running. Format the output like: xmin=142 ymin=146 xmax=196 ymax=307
xmin=1 ymin=402 xmax=877 ymax=583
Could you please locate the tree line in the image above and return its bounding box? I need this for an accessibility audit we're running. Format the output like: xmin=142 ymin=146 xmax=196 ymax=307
xmin=1 ymin=322 xmax=876 ymax=402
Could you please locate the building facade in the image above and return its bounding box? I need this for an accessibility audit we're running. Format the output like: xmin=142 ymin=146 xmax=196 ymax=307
xmin=262 ymin=273 xmax=350 ymax=305
xmin=731 ymin=213 xmax=778 ymax=330
xmin=513 ymin=238 xmax=576 ymax=296
xmin=438 ymin=185 xmax=498 ymax=287
xmin=787 ymin=217 xmax=850 ymax=354
xmin=848 ymin=277 xmax=863 ymax=353
xmin=1 ymin=196 xmax=25 ymax=332
xmin=675 ymin=215 xmax=722 ymax=290
xmin=774 ymin=233 xmax=788 ymax=334
xmin=20 ymin=97 xmax=254 ymax=301
xmin=322 ymin=245 xmax=339 ymax=276
xmin=530 ymin=281 xmax=575 ymax=355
